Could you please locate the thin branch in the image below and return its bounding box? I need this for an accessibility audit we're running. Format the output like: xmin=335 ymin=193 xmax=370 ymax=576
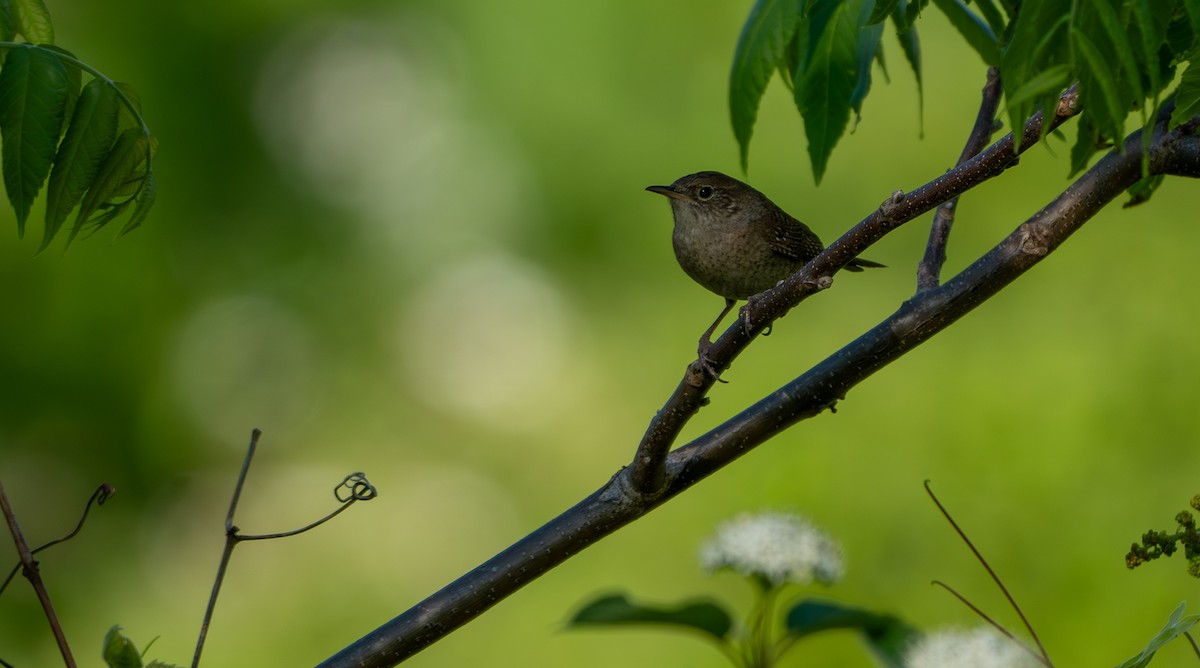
xmin=930 ymin=581 xmax=1053 ymax=667
xmin=925 ymin=481 xmax=1049 ymax=663
xmin=316 ymin=100 xmax=1195 ymax=668
xmin=194 ymin=433 xmax=376 ymax=668
xmin=917 ymin=67 xmax=1004 ymax=291
xmin=0 ymin=480 xmax=76 ymax=667
xmin=628 ymin=85 xmax=1081 ymax=496
xmin=0 ymin=483 xmax=115 ymax=596
xmin=193 ymin=428 xmax=262 ymax=668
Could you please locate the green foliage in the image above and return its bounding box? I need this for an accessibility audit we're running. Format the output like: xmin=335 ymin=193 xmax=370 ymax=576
xmin=568 ymin=592 xmax=734 ymax=641
xmin=785 ymin=600 xmax=919 ymax=668
xmin=730 ymin=0 xmax=803 ymax=173
xmin=102 ymin=626 xmax=182 ymax=668
xmin=0 ymin=44 xmax=69 ymax=234
xmin=1114 ymin=603 xmax=1200 ymax=668
xmin=1171 ymin=51 xmax=1200 ymax=128
xmin=1126 ymin=494 xmax=1200 ymax=577
xmin=9 ymin=0 xmax=53 ymax=45
xmin=731 ymin=0 xmax=922 ymax=182
xmin=0 ymin=0 xmax=156 ymax=250
xmin=729 ymin=0 xmax=1200 ymax=198
xmin=930 ymin=0 xmax=999 ymax=66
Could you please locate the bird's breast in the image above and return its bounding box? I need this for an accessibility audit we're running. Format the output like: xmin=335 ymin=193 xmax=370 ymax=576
xmin=672 ymin=219 xmax=803 ymax=300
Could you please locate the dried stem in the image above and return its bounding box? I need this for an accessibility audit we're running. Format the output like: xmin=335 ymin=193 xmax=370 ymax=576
xmin=0 ymin=483 xmax=115 ymax=596
xmin=192 ymin=428 xmax=263 ymax=668
xmin=0 ymin=480 xmax=76 ymax=667
xmin=926 ymin=481 xmax=1050 ymax=664
xmin=193 ymin=431 xmax=376 ymax=667
xmin=917 ymin=67 xmax=1004 ymax=291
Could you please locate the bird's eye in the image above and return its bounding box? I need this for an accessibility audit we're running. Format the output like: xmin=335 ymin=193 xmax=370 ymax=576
xmin=697 ymin=186 xmax=714 ymax=200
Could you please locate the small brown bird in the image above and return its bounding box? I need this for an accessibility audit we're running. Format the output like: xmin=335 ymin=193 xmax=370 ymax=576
xmin=647 ymin=171 xmax=883 ymax=373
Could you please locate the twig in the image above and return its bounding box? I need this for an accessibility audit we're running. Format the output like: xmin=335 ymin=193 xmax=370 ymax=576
xmin=930 ymin=581 xmax=1052 ymax=667
xmin=917 ymin=67 xmax=1004 ymax=291
xmin=926 ymin=481 xmax=1050 ymax=664
xmin=0 ymin=483 xmax=115 ymax=596
xmin=193 ymin=431 xmax=377 ymax=668
xmin=192 ymin=428 xmax=263 ymax=668
xmin=315 ymin=97 xmax=1196 ymax=668
xmin=0 ymin=480 xmax=76 ymax=667
xmin=627 ymin=85 xmax=1081 ymax=496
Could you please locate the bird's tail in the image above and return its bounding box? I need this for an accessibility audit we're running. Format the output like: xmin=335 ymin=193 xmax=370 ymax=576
xmin=845 ymin=257 xmax=886 ymax=272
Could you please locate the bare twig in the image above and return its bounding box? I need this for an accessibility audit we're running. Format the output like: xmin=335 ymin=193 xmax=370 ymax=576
xmin=917 ymin=67 xmax=1004 ymax=291
xmin=192 ymin=428 xmax=263 ymax=668
xmin=193 ymin=431 xmax=377 ymax=668
xmin=315 ymin=97 xmax=1197 ymax=668
xmin=926 ymin=481 xmax=1050 ymax=664
xmin=0 ymin=483 xmax=115 ymax=596
xmin=930 ymin=581 xmax=1052 ymax=667
xmin=0 ymin=481 xmax=76 ymax=667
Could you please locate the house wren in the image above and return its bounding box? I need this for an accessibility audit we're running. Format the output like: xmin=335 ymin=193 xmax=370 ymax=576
xmin=646 ymin=171 xmax=883 ymax=375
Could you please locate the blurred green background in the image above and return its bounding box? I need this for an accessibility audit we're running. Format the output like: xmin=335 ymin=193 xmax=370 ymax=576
xmin=2 ymin=0 xmax=1197 ymax=666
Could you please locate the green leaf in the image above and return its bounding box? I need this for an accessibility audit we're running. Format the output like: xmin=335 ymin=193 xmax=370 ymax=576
xmin=729 ymin=0 xmax=803 ymax=171
xmin=0 ymin=1 xmax=15 ymax=43
xmin=9 ymin=0 xmax=53 ymax=44
xmin=1129 ymin=0 xmax=1169 ymax=99
xmin=892 ymin=2 xmax=922 ymax=126
xmin=38 ymin=45 xmax=81 ymax=132
xmin=0 ymin=45 xmax=69 ymax=236
xmin=1114 ymin=603 xmax=1200 ymax=668
xmin=1124 ymin=173 xmax=1163 ymax=207
xmin=1069 ymin=112 xmax=1102 ymax=177
xmin=865 ymin=0 xmax=898 ymax=25
xmin=786 ymin=600 xmax=920 ymax=668
xmin=1183 ymin=0 xmax=1200 ymax=41
xmin=1000 ymin=0 xmax=1070 ymax=150
xmin=568 ymin=593 xmax=733 ymax=642
xmin=1088 ymin=0 xmax=1144 ymax=104
xmin=43 ymin=79 xmax=119 ymax=250
xmin=1004 ymin=63 xmax=1071 ymax=110
xmin=69 ymin=127 xmax=146 ymax=245
xmin=1072 ymin=26 xmax=1126 ymax=140
xmin=796 ymin=0 xmax=861 ymax=183
xmin=930 ymin=0 xmax=999 ymax=65
xmin=145 ymin=662 xmax=183 ymax=668
xmin=851 ymin=13 xmax=885 ymax=118
xmin=120 ymin=168 xmax=155 ymax=235
xmin=1171 ymin=55 xmax=1200 ymax=127
xmin=972 ymin=0 xmax=1007 ymax=36
xmin=114 ymin=81 xmax=145 ymax=134
xmin=102 ymin=626 xmax=143 ymax=668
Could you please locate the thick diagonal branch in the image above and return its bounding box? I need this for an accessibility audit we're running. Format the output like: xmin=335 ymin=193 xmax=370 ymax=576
xmin=628 ymin=86 xmax=1080 ymax=495
xmin=318 ymin=111 xmax=1196 ymax=668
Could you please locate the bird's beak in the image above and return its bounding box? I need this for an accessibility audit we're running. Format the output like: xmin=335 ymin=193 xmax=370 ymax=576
xmin=646 ymin=185 xmax=689 ymax=201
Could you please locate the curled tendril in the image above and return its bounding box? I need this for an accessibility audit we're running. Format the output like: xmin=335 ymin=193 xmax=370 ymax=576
xmin=238 ymin=472 xmax=378 ymax=541
xmin=336 ymin=472 xmax=377 ymax=503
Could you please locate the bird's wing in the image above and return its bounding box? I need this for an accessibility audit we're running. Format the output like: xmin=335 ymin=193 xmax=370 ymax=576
xmin=764 ymin=209 xmax=824 ymax=262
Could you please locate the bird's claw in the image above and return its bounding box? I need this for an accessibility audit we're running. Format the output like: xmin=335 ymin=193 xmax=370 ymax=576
xmin=696 ymin=340 xmax=728 ymax=383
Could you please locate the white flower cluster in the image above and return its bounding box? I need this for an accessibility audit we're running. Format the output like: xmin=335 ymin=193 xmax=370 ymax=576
xmin=699 ymin=511 xmax=844 ymax=586
xmin=904 ymin=627 xmax=1040 ymax=668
